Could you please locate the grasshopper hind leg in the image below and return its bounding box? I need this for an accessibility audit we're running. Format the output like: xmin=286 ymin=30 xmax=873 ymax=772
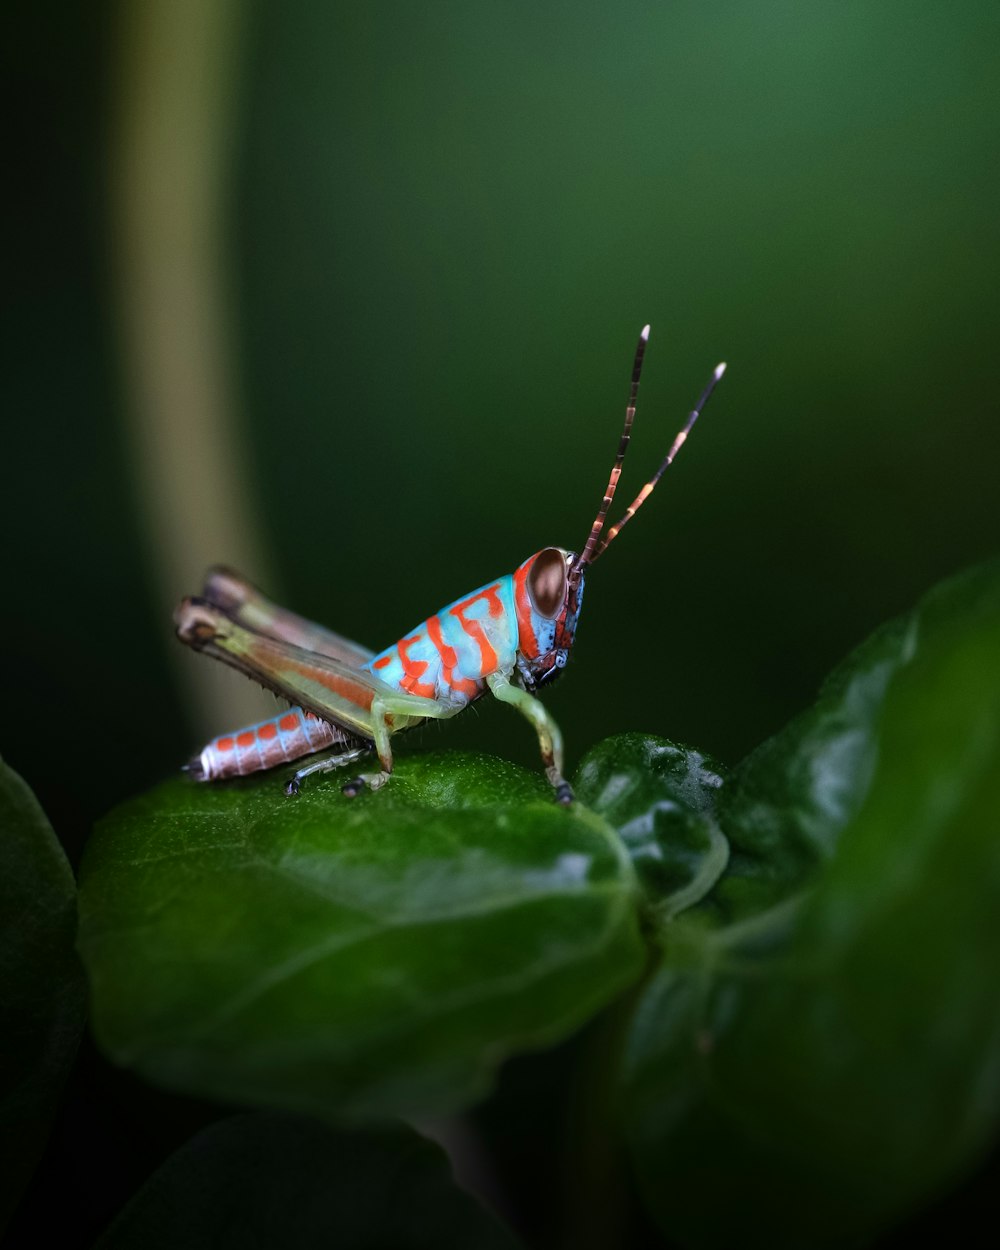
xmin=285 ymin=744 xmax=373 ymax=796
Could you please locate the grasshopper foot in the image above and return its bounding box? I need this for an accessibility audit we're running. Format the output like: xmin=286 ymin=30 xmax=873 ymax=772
xmin=284 ymin=777 xmax=301 ymax=797
xmin=342 ymin=776 xmax=367 ymax=798
xmin=554 ymin=781 xmax=574 ymax=805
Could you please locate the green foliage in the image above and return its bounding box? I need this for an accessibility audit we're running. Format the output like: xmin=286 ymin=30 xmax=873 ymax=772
xmin=77 ymin=753 xmax=644 ymax=1119
xmin=620 ymin=563 xmax=1000 ymax=1247
xmin=575 ymin=734 xmax=729 ymax=925
xmin=95 ymin=1112 xmax=521 ymax=1249
xmin=0 ymin=758 xmax=86 ymax=1232
xmin=65 ymin=561 xmax=1000 ymax=1246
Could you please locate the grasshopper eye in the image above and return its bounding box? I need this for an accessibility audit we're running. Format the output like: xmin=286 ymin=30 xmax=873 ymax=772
xmin=527 ymin=548 xmax=568 ymax=619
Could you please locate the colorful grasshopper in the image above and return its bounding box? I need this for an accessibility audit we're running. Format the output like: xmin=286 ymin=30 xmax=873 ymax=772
xmin=176 ymin=327 xmax=725 ymax=802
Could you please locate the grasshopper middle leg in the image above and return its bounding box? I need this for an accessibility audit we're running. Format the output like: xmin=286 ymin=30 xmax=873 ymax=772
xmin=338 ymin=691 xmax=466 ymax=796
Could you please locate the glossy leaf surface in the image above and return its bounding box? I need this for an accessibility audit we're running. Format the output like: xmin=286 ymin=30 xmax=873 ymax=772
xmin=96 ymin=1112 xmax=521 ymax=1249
xmin=79 ymin=753 xmax=643 ymax=1119
xmin=623 ymin=563 xmax=1000 ymax=1247
xmin=574 ymin=734 xmax=729 ymax=925
xmin=0 ymin=759 xmax=86 ymax=1231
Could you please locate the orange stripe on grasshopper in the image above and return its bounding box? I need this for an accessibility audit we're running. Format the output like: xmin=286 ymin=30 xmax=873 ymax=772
xmin=397 ymin=634 xmax=435 ymax=697
xmin=283 ymin=657 xmax=376 ymax=711
xmin=513 ymin=559 xmax=539 ymax=658
xmin=448 ymin=585 xmax=504 ymax=675
xmin=427 ymin=613 xmax=479 ymax=698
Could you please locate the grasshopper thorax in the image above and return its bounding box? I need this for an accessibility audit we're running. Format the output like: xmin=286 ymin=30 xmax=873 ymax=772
xmin=513 ymin=547 xmax=585 ymax=692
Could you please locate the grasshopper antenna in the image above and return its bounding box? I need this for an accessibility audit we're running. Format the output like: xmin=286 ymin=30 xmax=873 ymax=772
xmin=574 ymin=324 xmax=650 ymax=575
xmin=587 ymin=359 xmax=726 ymax=564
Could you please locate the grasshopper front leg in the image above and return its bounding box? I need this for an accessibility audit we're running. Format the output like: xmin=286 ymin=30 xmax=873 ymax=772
xmin=486 ymin=672 xmax=573 ymax=804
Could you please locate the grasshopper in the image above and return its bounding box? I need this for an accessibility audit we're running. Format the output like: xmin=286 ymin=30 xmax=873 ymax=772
xmin=176 ymin=326 xmax=724 ymax=802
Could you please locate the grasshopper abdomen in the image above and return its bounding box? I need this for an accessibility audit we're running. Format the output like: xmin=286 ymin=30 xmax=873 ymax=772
xmin=185 ymin=707 xmax=353 ymax=781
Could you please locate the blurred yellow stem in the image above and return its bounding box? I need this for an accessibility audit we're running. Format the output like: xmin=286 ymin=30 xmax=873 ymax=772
xmin=111 ymin=0 xmax=275 ymax=734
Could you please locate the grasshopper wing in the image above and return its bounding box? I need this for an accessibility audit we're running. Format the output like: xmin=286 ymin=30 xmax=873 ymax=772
xmin=200 ymin=567 xmax=375 ymax=668
xmin=176 ymin=598 xmax=430 ymax=739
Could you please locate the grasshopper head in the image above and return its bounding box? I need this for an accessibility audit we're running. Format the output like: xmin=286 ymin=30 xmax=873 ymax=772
xmin=513 ymin=547 xmax=585 ymax=691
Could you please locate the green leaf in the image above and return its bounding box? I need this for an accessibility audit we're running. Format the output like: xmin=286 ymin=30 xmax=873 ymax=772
xmin=78 ymin=752 xmax=643 ymax=1119
xmin=0 ymin=758 xmax=86 ymax=1231
xmin=96 ymin=1112 xmax=522 ymax=1249
xmin=710 ymin=612 xmax=916 ymax=924
xmin=574 ymin=734 xmax=729 ymax=924
xmin=622 ymin=562 xmax=1000 ymax=1248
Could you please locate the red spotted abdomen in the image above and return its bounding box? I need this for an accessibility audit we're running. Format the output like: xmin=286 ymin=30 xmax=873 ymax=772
xmin=187 ymin=708 xmax=347 ymax=781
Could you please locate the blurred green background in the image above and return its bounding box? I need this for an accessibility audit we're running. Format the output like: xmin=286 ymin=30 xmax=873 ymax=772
xmin=6 ymin=0 xmax=1000 ymax=843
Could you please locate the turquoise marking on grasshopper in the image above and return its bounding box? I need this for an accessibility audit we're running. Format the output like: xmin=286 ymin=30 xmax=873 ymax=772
xmin=175 ymin=327 xmax=725 ymax=802
xmin=360 ymin=551 xmax=585 ymax=706
xmin=362 ymin=576 xmax=521 ymax=705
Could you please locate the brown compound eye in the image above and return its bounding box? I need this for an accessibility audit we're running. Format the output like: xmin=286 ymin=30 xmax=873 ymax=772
xmin=527 ymin=548 xmax=568 ymax=619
